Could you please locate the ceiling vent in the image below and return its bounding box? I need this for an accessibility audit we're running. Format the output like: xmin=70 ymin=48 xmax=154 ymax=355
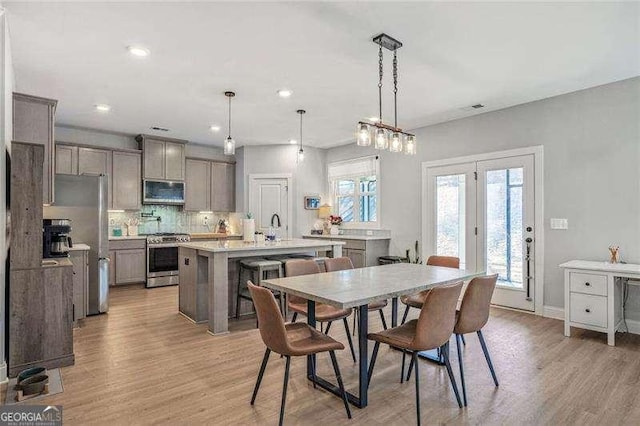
xmin=460 ymin=103 xmax=486 ymax=112
xmin=471 ymin=103 xmax=485 ymax=109
xmin=150 ymin=126 xmax=170 ymax=132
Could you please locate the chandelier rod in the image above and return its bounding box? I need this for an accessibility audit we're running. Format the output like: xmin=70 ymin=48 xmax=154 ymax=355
xmin=378 ymin=40 xmax=383 ymax=124
xmin=393 ymin=48 xmax=398 ymax=129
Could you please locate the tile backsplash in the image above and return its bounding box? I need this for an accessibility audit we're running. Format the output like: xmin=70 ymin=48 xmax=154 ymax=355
xmin=108 ymin=205 xmax=237 ymax=236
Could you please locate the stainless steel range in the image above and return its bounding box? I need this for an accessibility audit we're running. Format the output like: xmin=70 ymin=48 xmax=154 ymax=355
xmin=146 ymin=233 xmax=190 ymax=288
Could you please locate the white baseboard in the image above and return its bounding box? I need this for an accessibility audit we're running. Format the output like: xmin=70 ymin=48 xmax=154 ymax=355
xmin=543 ymin=305 xmax=564 ymax=320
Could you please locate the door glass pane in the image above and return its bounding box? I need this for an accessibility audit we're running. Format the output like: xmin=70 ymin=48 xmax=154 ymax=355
xmin=485 ymin=168 xmax=524 ymax=288
xmin=435 ymin=174 xmax=466 ymax=268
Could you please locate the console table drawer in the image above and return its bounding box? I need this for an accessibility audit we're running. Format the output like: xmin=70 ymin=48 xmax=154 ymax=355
xmin=570 ymin=272 xmax=607 ymax=296
xmin=570 ymin=293 xmax=607 ymax=328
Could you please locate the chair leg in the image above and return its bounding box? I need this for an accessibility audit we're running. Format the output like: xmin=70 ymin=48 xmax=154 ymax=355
xmin=320 ymin=322 xmax=323 ymax=333
xmin=367 ymin=341 xmax=380 ymax=388
xmin=329 ymin=350 xmax=352 ymax=419
xmin=251 ymin=348 xmax=271 ymax=404
xmin=413 ymin=351 xmax=421 ymax=426
xmin=291 ymin=312 xmax=297 ymax=323
xmin=324 ymin=321 xmax=332 ymax=335
xmin=352 ymin=308 xmax=358 ymax=336
xmin=455 ymin=334 xmax=468 ymax=406
xmin=379 ymin=309 xmax=388 ymax=330
xmin=461 ymin=333 xmax=466 ymax=345
xmin=442 ymin=342 xmax=463 ymax=408
xmin=236 ymin=265 xmax=243 ymax=319
xmin=279 ymin=356 xmax=291 ymax=426
xmin=310 ymin=353 xmax=317 ymax=389
xmin=401 ymin=305 xmax=410 ymax=325
xmin=343 ymin=318 xmax=357 ymax=362
xmin=477 ymin=330 xmax=499 ymax=386
xmin=406 ymin=355 xmax=414 ymax=382
xmin=400 ymin=350 xmax=406 ymax=383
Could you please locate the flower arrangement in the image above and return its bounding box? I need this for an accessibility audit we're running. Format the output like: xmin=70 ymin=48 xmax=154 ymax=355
xmin=329 ymin=215 xmax=343 ymax=226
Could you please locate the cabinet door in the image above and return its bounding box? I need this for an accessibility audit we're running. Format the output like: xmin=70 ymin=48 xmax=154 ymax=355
xmin=109 ymin=250 xmax=116 ymax=286
xmin=42 ymin=265 xmax=74 ymax=361
xmin=143 ymin=138 xmax=165 ymax=179
xmin=185 ymin=159 xmax=211 ymax=211
xmin=55 ymin=145 xmax=78 ymax=175
xmin=112 ymin=151 xmax=142 ymax=210
xmin=165 ymin=141 xmax=185 ymax=180
xmin=115 ymin=249 xmax=147 ymax=284
xmin=211 ymin=162 xmax=235 ymax=212
xmin=78 ymin=147 xmax=110 ymax=175
xmin=346 ymin=249 xmax=366 ymax=269
xmin=70 ymin=251 xmax=86 ymax=321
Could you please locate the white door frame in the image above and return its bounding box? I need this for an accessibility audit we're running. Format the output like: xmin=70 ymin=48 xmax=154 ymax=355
xmin=248 ymin=173 xmax=293 ymax=239
xmin=421 ymin=146 xmax=544 ymax=315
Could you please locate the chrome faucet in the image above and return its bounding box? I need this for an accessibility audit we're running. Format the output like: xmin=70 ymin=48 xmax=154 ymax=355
xmin=271 ymin=213 xmax=281 ymax=228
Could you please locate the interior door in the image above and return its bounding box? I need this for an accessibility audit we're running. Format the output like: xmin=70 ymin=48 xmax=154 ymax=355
xmin=477 ymin=154 xmax=535 ymax=311
xmin=249 ymin=178 xmax=289 ymax=238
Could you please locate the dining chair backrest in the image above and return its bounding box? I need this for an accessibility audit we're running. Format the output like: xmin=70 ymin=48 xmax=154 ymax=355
xmin=248 ymin=281 xmax=290 ymax=355
xmin=323 ymin=257 xmax=354 ymax=272
xmin=454 ymin=274 xmax=498 ymax=335
xmin=426 ymin=255 xmax=460 ymax=269
xmin=285 ymin=259 xmax=321 ymax=304
xmin=411 ymin=282 xmax=463 ymax=351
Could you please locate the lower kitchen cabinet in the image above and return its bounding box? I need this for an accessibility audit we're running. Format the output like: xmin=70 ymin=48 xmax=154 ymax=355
xmin=302 ymin=236 xmax=390 ymax=268
xmin=70 ymin=249 xmax=89 ymax=324
xmin=344 ymin=248 xmax=366 ymax=268
xmin=109 ymin=239 xmax=147 ymax=285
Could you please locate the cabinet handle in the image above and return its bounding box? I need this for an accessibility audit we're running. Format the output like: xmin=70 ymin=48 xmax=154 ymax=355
xmin=585 ymin=282 xmax=591 ymax=287
xmin=585 ymin=308 xmax=591 ymax=313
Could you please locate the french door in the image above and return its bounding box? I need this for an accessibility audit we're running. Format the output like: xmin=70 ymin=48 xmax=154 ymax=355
xmin=425 ymin=154 xmax=536 ymax=311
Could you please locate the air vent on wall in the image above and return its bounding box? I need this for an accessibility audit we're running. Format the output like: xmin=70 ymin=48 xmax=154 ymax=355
xmin=150 ymin=126 xmax=170 ymax=132
xmin=460 ymin=103 xmax=486 ymax=112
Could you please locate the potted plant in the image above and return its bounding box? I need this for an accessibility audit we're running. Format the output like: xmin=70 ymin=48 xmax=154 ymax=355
xmin=329 ymin=215 xmax=343 ymax=235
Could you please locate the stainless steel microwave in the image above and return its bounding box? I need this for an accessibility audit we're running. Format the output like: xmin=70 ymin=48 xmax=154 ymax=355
xmin=143 ymin=180 xmax=185 ymax=205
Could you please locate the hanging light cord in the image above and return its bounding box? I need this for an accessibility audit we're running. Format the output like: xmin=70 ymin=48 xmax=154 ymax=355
xmin=299 ymin=111 xmax=303 ymax=151
xmin=378 ymin=41 xmax=384 ymax=124
xmin=227 ymin=95 xmax=232 ymax=139
xmin=393 ymin=48 xmax=398 ymax=129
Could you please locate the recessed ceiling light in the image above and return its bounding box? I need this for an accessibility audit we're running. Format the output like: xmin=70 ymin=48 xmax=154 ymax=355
xmin=210 ymin=125 xmax=221 ymax=132
xmin=95 ymin=104 xmax=111 ymax=112
xmin=277 ymin=89 xmax=293 ymax=98
xmin=289 ymin=139 xmax=297 ymax=145
xmin=368 ymin=116 xmax=380 ymax=122
xmin=128 ymin=45 xmax=150 ymax=57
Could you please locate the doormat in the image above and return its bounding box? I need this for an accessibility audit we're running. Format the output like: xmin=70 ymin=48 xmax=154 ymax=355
xmin=4 ymin=369 xmax=64 ymax=405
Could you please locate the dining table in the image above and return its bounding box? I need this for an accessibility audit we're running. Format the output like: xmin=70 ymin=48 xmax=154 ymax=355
xmin=261 ymin=262 xmax=483 ymax=409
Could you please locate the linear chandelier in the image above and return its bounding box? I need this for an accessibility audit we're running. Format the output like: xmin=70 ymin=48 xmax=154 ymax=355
xmin=356 ymin=33 xmax=416 ymax=155
xmin=223 ymin=91 xmax=235 ymax=155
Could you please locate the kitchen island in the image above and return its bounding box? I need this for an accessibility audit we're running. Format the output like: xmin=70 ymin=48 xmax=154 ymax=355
xmin=178 ymin=238 xmax=345 ymax=335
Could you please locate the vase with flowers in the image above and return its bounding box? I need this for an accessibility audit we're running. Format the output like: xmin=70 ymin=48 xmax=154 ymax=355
xmin=329 ymin=215 xmax=343 ymax=235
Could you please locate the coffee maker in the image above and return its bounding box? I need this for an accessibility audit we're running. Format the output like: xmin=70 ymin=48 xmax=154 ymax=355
xmin=43 ymin=219 xmax=73 ymax=258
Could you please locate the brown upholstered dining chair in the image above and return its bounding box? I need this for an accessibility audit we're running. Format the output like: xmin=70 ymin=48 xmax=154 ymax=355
xmin=285 ymin=259 xmax=357 ymax=362
xmin=401 ymin=255 xmax=460 ymax=324
xmin=324 ymin=257 xmax=389 ymax=331
xmin=454 ymin=274 xmax=499 ymax=406
xmin=248 ymin=282 xmax=351 ymax=426
xmin=367 ymin=282 xmax=464 ymax=425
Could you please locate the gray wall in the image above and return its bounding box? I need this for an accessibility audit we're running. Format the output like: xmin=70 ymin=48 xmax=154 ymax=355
xmin=235 ymin=145 xmax=328 ymax=237
xmin=326 ymin=77 xmax=640 ymax=312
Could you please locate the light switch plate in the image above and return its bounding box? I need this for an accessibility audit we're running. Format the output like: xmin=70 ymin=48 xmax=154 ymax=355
xmin=550 ymin=218 xmax=568 ymax=230
xmin=366 ymin=230 xmax=373 ymax=236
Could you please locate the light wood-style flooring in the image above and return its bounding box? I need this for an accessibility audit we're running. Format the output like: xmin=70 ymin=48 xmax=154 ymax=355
xmin=5 ymin=284 xmax=640 ymax=425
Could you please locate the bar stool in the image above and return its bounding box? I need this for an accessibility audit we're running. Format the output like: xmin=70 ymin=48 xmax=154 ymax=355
xmin=236 ymin=258 xmax=284 ymax=318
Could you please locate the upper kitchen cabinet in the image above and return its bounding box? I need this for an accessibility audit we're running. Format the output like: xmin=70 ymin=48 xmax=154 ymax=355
xmin=55 ymin=144 xmax=78 ymax=175
xmin=77 ymin=147 xmax=111 ymax=176
xmin=112 ymin=151 xmax=142 ymax=210
xmin=211 ymin=162 xmax=235 ymax=212
xmin=13 ymin=93 xmax=57 ymax=205
xmin=184 ymin=159 xmax=211 ymax=211
xmin=137 ymin=134 xmax=186 ymax=181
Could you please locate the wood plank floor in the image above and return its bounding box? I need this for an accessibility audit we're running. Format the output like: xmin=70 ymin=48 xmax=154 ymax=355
xmin=5 ymin=284 xmax=640 ymax=425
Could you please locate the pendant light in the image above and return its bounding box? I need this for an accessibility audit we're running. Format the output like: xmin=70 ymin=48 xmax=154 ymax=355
xmin=223 ymin=91 xmax=235 ymax=155
xmin=296 ymin=109 xmax=305 ymax=163
xmin=356 ymin=33 xmax=416 ymax=155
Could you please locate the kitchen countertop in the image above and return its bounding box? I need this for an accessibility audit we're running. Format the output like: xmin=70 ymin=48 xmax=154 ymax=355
xmin=189 ymin=232 xmax=243 ymax=239
xmin=179 ymin=238 xmax=345 ymax=253
xmin=69 ymin=243 xmax=91 ymax=251
xmin=302 ymin=234 xmax=391 ymax=241
xmin=109 ymin=235 xmax=147 ymax=241
xmin=41 ymin=258 xmax=73 ymax=268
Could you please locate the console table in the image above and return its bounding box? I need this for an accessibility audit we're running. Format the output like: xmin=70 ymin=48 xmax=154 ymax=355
xmin=560 ymin=260 xmax=640 ymax=346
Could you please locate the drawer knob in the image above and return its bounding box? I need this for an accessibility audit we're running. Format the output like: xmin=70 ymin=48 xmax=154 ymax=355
xmin=585 ymin=282 xmax=591 ymax=287
xmin=585 ymin=308 xmax=591 ymax=313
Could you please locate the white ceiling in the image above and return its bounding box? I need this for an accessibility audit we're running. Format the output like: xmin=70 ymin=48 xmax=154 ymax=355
xmin=4 ymin=1 xmax=639 ymax=149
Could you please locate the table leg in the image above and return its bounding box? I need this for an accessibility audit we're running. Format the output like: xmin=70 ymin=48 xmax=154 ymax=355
xmin=391 ymin=297 xmax=398 ymax=328
xmin=207 ymin=252 xmax=229 ymax=335
xmin=358 ymin=304 xmax=369 ymax=407
xmin=307 ymin=300 xmax=316 ymax=378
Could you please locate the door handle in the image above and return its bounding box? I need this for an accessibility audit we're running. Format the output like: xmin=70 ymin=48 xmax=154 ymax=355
xmin=525 ymin=237 xmax=533 ymax=301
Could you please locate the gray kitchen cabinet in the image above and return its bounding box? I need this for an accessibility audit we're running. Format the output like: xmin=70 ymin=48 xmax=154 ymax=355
xmin=114 ymin=249 xmax=147 ymax=284
xmin=55 ymin=144 xmax=78 ymax=175
xmin=211 ymin=162 xmax=235 ymax=212
xmin=344 ymin=248 xmax=366 ymax=269
xmin=70 ymin=249 xmax=89 ymax=323
xmin=185 ymin=159 xmax=211 ymax=211
xmin=108 ymin=250 xmax=116 ymax=286
xmin=78 ymin=147 xmax=111 ymax=175
xmin=302 ymin=236 xmax=390 ymax=268
xmin=13 ymin=92 xmax=57 ymax=204
xmin=112 ymin=151 xmax=142 ymax=210
xmin=139 ymin=134 xmax=187 ymax=181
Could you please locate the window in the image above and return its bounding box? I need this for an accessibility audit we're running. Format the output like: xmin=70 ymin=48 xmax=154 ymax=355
xmin=328 ymin=156 xmax=379 ymax=227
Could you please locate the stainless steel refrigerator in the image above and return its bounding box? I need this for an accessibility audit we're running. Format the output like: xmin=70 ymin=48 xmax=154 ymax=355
xmin=44 ymin=174 xmax=109 ymax=314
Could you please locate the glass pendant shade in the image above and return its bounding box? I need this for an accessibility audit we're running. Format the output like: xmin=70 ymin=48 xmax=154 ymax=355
xmin=224 ymin=136 xmax=235 ymax=155
xmin=374 ymin=127 xmax=389 ymax=150
xmin=356 ymin=123 xmax=372 ymax=146
xmin=297 ymin=148 xmax=305 ymax=163
xmin=389 ymin=132 xmax=403 ymax=152
xmin=404 ymin=135 xmax=416 ymax=155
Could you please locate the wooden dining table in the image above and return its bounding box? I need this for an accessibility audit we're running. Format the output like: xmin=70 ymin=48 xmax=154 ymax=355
xmin=262 ymin=262 xmax=482 ymax=409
